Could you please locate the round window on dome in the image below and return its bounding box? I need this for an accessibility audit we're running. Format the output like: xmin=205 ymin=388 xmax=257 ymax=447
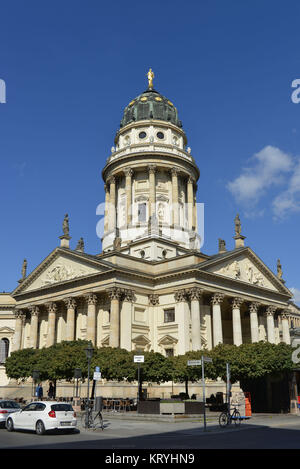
xmin=139 ymin=131 xmax=147 ymax=139
xmin=157 ymin=131 xmax=164 ymax=140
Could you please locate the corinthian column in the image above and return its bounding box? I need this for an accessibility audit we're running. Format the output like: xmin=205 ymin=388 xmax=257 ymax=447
xmin=281 ymin=311 xmax=291 ymax=345
xmin=104 ymin=183 xmax=110 ymax=233
xmin=175 ymin=290 xmax=190 ymax=355
xmin=249 ymin=302 xmax=260 ymax=343
xmin=124 ymin=168 xmax=133 ymax=227
xmin=189 ymin=287 xmax=202 ymax=351
xmin=211 ymin=293 xmax=224 ymax=346
xmin=187 ymin=176 xmax=194 ymax=231
xmin=64 ymin=298 xmax=77 ymax=342
xmin=108 ymin=288 xmax=122 ymax=347
xmin=108 ymin=176 xmax=116 ymax=232
xmin=148 ymin=165 xmax=156 ymax=218
xmin=171 ymin=168 xmax=179 ymax=226
xmin=29 ymin=306 xmax=40 ymax=349
xmin=46 ymin=302 xmax=57 ymax=347
xmin=265 ymin=306 xmax=276 ymax=344
xmin=120 ymin=289 xmax=135 ymax=351
xmin=13 ymin=310 xmax=25 ymax=351
xmin=232 ymin=297 xmax=244 ymax=346
xmin=85 ymin=294 xmax=97 ymax=345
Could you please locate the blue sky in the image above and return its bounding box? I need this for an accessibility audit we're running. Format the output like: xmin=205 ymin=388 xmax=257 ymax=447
xmin=0 ymin=0 xmax=300 ymax=303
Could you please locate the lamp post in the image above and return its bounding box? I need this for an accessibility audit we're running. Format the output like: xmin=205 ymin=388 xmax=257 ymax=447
xmin=85 ymin=342 xmax=94 ymax=427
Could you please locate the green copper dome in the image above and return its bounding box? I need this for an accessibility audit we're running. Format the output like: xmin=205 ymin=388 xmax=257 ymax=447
xmin=120 ymin=88 xmax=182 ymax=129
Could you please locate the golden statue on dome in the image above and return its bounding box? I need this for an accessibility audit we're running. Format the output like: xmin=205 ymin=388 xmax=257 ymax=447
xmin=147 ymin=68 xmax=154 ymax=89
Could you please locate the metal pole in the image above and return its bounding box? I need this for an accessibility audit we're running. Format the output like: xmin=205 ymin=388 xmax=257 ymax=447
xmin=86 ymin=358 xmax=90 ymax=428
xmin=137 ymin=362 xmax=140 ymax=406
xmin=226 ymin=363 xmax=231 ymax=415
xmin=202 ymin=356 xmax=206 ymax=432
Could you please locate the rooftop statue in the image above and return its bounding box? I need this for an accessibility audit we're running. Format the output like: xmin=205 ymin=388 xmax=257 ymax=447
xmin=147 ymin=68 xmax=154 ymax=89
xmin=62 ymin=214 xmax=69 ymax=236
xmin=277 ymin=259 xmax=283 ymax=279
xmin=21 ymin=259 xmax=27 ymax=280
xmin=234 ymin=214 xmax=242 ymax=236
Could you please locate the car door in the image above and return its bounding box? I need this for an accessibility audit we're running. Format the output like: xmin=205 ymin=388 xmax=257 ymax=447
xmin=15 ymin=402 xmax=38 ymax=429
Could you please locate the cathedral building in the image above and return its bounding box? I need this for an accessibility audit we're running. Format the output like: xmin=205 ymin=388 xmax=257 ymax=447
xmin=0 ymin=70 xmax=299 ymax=396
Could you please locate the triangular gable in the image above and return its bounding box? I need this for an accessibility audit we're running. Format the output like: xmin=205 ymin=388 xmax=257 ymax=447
xmin=13 ymin=248 xmax=111 ymax=295
xmin=201 ymin=247 xmax=292 ymax=296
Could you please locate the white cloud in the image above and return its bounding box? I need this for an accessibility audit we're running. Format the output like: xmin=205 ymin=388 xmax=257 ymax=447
xmin=290 ymin=287 xmax=300 ymax=306
xmin=227 ymin=146 xmax=293 ymax=206
xmin=272 ymin=159 xmax=300 ymax=219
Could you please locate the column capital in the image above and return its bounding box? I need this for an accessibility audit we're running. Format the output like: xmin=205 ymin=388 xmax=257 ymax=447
xmin=84 ymin=293 xmax=98 ymax=306
xmin=108 ymin=175 xmax=116 ymax=185
xmin=280 ymin=310 xmax=290 ymax=320
xmin=107 ymin=287 xmax=122 ymax=300
xmin=249 ymin=301 xmax=261 ymax=313
xmin=174 ymin=290 xmax=188 ymax=303
xmin=148 ymin=294 xmax=159 ymax=306
xmin=232 ymin=297 xmax=244 ymax=309
xmin=188 ymin=176 xmax=195 ymax=184
xmin=188 ymin=287 xmax=203 ymax=301
xmin=211 ymin=293 xmax=224 ymax=305
xmin=104 ymin=183 xmax=109 ymax=193
xmin=171 ymin=166 xmax=179 ymax=176
xmin=124 ymin=167 xmax=133 ymax=177
xmin=45 ymin=302 xmax=57 ymax=314
xmin=14 ymin=309 xmax=26 ymax=320
xmin=265 ymin=305 xmax=277 ymax=316
xmin=148 ymin=164 xmax=157 ymax=174
xmin=29 ymin=306 xmax=40 ymax=317
xmin=63 ymin=297 xmax=77 ymax=309
xmin=122 ymin=288 xmax=135 ymax=302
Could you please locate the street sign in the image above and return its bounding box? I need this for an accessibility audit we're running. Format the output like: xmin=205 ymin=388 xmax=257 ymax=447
xmin=93 ymin=371 xmax=102 ymax=381
xmin=202 ymin=356 xmax=213 ymax=363
xmin=95 ymin=366 xmax=101 ymax=372
xmin=134 ymin=355 xmax=144 ymax=363
xmin=187 ymin=360 xmax=202 ymax=366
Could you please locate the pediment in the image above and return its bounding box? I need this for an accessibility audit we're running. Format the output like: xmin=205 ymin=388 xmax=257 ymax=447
xmin=203 ymin=248 xmax=291 ymax=295
xmin=13 ymin=248 xmax=109 ymax=294
xmin=158 ymin=334 xmax=178 ymax=346
xmin=132 ymin=334 xmax=150 ymax=346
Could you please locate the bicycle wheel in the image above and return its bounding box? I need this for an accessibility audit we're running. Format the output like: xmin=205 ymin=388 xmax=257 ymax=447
xmin=219 ymin=412 xmax=229 ymax=427
xmin=233 ymin=410 xmax=241 ymax=426
xmin=81 ymin=411 xmax=92 ymax=429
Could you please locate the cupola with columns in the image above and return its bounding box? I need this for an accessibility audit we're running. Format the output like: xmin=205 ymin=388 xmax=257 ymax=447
xmin=101 ymin=70 xmax=201 ymax=259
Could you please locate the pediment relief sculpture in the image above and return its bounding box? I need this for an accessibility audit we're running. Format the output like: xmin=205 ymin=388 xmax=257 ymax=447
xmin=218 ymin=260 xmax=265 ymax=287
xmin=42 ymin=264 xmax=89 ymax=286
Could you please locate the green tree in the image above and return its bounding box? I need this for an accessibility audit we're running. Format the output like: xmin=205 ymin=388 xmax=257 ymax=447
xmin=5 ymin=348 xmax=39 ymax=380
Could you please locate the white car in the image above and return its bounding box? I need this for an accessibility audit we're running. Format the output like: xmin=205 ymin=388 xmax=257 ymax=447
xmin=0 ymin=400 xmax=21 ymax=425
xmin=6 ymin=401 xmax=77 ymax=435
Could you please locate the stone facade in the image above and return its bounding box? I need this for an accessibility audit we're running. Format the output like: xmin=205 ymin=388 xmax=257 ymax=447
xmin=0 ymin=73 xmax=299 ymax=398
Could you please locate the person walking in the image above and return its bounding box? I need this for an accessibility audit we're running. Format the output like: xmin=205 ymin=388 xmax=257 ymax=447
xmin=47 ymin=381 xmax=55 ymax=399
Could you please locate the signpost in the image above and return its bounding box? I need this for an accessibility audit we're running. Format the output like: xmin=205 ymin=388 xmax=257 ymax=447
xmin=226 ymin=363 xmax=231 ymax=415
xmin=187 ymin=356 xmax=213 ymax=432
xmin=134 ymin=355 xmax=144 ymax=405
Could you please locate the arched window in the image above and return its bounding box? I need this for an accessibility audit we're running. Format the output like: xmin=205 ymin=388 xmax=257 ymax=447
xmin=0 ymin=338 xmax=9 ymax=364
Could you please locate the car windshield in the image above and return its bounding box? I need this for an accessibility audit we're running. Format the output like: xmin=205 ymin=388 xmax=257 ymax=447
xmin=0 ymin=401 xmax=20 ymax=409
xmin=51 ymin=404 xmax=73 ymax=412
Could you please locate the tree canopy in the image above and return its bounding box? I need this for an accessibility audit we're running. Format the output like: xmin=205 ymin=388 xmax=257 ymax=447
xmin=5 ymin=340 xmax=295 ymax=386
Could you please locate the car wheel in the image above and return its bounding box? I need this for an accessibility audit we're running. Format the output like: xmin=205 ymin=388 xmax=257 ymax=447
xmin=36 ymin=420 xmax=46 ymax=435
xmin=6 ymin=418 xmax=14 ymax=432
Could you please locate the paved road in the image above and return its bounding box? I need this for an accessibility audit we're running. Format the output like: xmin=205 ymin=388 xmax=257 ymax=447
xmin=1 ymin=413 xmax=300 ymax=450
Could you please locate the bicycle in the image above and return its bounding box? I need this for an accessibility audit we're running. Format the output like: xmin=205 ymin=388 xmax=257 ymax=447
xmin=219 ymin=405 xmax=241 ymax=428
xmin=81 ymin=407 xmax=104 ymax=430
